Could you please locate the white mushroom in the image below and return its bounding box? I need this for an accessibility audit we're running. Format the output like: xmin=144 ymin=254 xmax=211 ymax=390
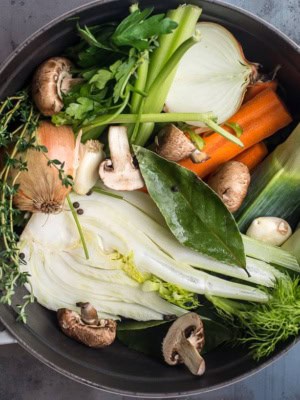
xmin=162 ymin=312 xmax=205 ymax=376
xmin=99 ymin=126 xmax=144 ymax=191
xmin=246 ymin=217 xmax=292 ymax=246
xmin=32 ymin=57 xmax=82 ymax=116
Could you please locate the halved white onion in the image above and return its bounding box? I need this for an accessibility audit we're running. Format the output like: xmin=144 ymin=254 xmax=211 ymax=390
xmin=165 ymin=22 xmax=256 ymax=126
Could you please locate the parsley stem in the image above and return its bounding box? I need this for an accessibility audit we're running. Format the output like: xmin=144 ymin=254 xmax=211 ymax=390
xmin=131 ymin=51 xmax=149 ymax=113
xmin=82 ymin=111 xmax=214 ymax=141
xmin=84 ymin=112 xmax=214 ymax=127
xmin=126 ymin=50 xmax=149 ymax=141
xmin=205 ymin=119 xmax=244 ymax=147
xmin=82 ymin=111 xmax=243 ymax=146
xmin=67 ymin=194 xmax=89 ymax=260
xmin=82 ymin=112 xmax=213 ymax=138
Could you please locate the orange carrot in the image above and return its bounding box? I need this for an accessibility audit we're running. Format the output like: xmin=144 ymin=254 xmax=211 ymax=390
xmin=179 ymin=88 xmax=292 ymax=178
xmin=243 ymin=80 xmax=277 ymax=103
xmin=233 ymin=142 xmax=268 ymax=171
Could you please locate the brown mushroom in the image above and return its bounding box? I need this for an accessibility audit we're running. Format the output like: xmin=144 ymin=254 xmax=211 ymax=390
xmin=32 ymin=57 xmax=82 ymax=116
xmin=162 ymin=312 xmax=205 ymax=376
xmin=57 ymin=303 xmax=116 ymax=348
xmin=76 ymin=302 xmax=99 ymax=325
xmin=99 ymin=126 xmax=144 ymax=191
xmin=155 ymin=124 xmax=209 ymax=163
xmin=207 ymin=161 xmax=251 ymax=213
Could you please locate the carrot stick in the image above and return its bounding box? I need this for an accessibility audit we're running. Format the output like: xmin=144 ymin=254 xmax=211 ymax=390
xmin=233 ymin=142 xmax=268 ymax=171
xmin=179 ymin=88 xmax=292 ymax=178
xmin=243 ymin=80 xmax=277 ymax=103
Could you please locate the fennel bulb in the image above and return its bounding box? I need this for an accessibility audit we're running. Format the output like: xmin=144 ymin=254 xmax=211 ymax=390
xmin=19 ymin=190 xmax=271 ymax=323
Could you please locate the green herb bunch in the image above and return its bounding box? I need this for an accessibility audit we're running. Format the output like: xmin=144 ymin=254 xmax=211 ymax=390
xmin=52 ymin=5 xmax=178 ymax=137
xmin=0 ymin=91 xmax=40 ymax=321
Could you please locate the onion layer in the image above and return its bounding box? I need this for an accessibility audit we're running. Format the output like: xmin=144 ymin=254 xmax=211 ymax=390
xmin=165 ymin=22 xmax=257 ymax=127
xmin=13 ymin=121 xmax=75 ymax=213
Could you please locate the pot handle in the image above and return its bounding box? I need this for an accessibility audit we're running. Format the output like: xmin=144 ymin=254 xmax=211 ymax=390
xmin=0 ymin=321 xmax=16 ymax=345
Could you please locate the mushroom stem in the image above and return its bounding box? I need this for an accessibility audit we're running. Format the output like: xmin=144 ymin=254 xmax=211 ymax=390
xmin=99 ymin=126 xmax=144 ymax=191
xmin=76 ymin=302 xmax=99 ymax=325
xmin=60 ymin=77 xmax=84 ymax=96
xmin=108 ymin=126 xmax=132 ymax=172
xmin=177 ymin=338 xmax=206 ymax=376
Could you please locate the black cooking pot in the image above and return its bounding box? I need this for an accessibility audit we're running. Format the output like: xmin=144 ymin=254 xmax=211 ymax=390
xmin=0 ymin=0 xmax=299 ymax=397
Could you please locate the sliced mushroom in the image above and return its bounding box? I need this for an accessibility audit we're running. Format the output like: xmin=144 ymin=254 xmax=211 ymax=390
xmin=207 ymin=161 xmax=251 ymax=213
xmin=99 ymin=126 xmax=144 ymax=191
xmin=156 ymin=124 xmax=208 ymax=163
xmin=57 ymin=303 xmax=116 ymax=348
xmin=162 ymin=312 xmax=205 ymax=376
xmin=32 ymin=57 xmax=82 ymax=116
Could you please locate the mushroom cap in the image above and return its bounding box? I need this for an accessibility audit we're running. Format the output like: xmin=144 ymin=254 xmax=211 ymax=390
xmin=162 ymin=312 xmax=205 ymax=366
xmin=156 ymin=124 xmax=196 ymax=162
xmin=57 ymin=308 xmax=117 ymax=348
xmin=32 ymin=57 xmax=73 ymax=116
xmin=99 ymin=158 xmax=144 ymax=191
xmin=208 ymin=161 xmax=251 ymax=213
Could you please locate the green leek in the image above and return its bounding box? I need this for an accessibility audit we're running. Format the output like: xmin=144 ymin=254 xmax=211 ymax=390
xmin=236 ymin=123 xmax=300 ymax=232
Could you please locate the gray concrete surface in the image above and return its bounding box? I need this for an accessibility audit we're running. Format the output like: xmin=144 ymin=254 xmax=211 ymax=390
xmin=0 ymin=0 xmax=300 ymax=399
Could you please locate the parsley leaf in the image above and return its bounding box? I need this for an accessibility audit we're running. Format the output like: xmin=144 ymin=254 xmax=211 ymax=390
xmin=66 ymin=97 xmax=95 ymax=120
xmin=113 ymin=55 xmax=137 ymax=102
xmin=89 ymin=69 xmax=113 ymax=90
xmin=112 ymin=8 xmax=178 ymax=50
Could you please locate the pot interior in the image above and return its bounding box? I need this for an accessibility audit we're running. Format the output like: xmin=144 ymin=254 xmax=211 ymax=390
xmin=0 ymin=0 xmax=299 ymax=396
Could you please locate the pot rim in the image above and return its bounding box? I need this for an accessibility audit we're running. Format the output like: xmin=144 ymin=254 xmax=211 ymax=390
xmin=0 ymin=0 xmax=298 ymax=74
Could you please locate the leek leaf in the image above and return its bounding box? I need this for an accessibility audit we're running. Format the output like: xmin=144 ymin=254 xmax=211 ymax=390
xmin=134 ymin=146 xmax=246 ymax=267
xmin=236 ymin=124 xmax=300 ymax=231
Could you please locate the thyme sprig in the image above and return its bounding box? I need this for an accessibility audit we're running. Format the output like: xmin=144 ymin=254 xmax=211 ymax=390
xmin=0 ymin=90 xmax=40 ymax=322
xmin=0 ymin=91 xmax=89 ymax=322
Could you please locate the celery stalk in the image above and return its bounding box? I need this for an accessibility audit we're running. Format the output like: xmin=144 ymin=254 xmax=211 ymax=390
xmin=132 ymin=34 xmax=201 ymax=146
xmin=236 ymin=124 xmax=300 ymax=231
xmin=132 ymin=5 xmax=202 ymax=146
xmin=146 ymin=5 xmax=201 ymax=90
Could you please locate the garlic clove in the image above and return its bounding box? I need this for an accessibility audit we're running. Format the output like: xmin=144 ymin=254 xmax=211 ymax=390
xmin=246 ymin=217 xmax=292 ymax=246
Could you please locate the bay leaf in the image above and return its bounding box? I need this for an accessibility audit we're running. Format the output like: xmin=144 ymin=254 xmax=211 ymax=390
xmin=134 ymin=146 xmax=246 ymax=267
